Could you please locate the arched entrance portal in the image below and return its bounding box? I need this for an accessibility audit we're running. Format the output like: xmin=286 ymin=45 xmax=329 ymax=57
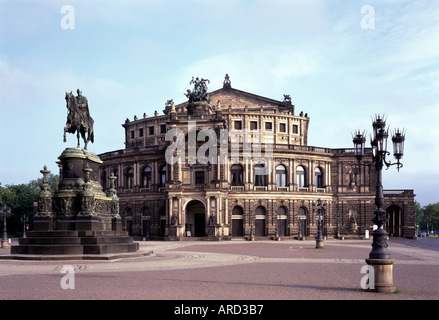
xmin=185 ymin=200 xmax=206 ymax=237
xmin=387 ymin=205 xmax=402 ymax=237
xmin=231 ymin=206 xmax=244 ymax=237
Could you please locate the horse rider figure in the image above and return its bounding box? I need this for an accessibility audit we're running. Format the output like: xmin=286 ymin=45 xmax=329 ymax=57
xmin=64 ymin=89 xmax=94 ymax=150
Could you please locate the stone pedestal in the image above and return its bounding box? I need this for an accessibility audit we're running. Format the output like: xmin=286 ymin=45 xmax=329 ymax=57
xmin=10 ymin=148 xmax=141 ymax=259
xmin=207 ymin=225 xmax=217 ymax=237
xmin=1 ymin=239 xmax=9 ymax=249
xmin=315 ymin=238 xmax=324 ymax=249
xmin=365 ymin=258 xmax=396 ymax=293
xmin=187 ymin=101 xmax=212 ymax=116
xmin=205 ymin=225 xmax=221 ymax=241
xmin=166 ymin=225 xmax=181 ymax=241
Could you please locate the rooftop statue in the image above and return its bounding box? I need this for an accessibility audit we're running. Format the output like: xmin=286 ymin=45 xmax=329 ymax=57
xmin=185 ymin=77 xmax=213 ymax=116
xmin=63 ymin=89 xmax=94 ymax=150
xmin=185 ymin=77 xmax=211 ymax=104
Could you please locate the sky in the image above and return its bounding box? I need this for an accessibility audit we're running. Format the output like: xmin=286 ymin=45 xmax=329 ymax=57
xmin=0 ymin=0 xmax=438 ymax=207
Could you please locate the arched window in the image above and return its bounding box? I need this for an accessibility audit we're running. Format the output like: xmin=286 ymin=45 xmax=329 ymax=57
xmin=298 ymin=206 xmax=307 ymax=217
xmin=142 ymin=166 xmax=152 ymax=188
xmin=276 ymin=165 xmax=287 ymax=187
xmin=232 ymin=206 xmax=243 ymax=216
xmin=277 ymin=206 xmax=287 ymax=216
xmin=231 ymin=164 xmax=243 ymax=186
xmin=160 ymin=165 xmax=167 ymax=187
xmin=126 ymin=168 xmax=134 ymax=189
xmin=296 ymin=166 xmax=306 ymax=188
xmin=254 ymin=164 xmax=267 ymax=186
xmin=315 ymin=167 xmax=323 ymax=188
xmin=255 ymin=206 xmax=266 ymax=216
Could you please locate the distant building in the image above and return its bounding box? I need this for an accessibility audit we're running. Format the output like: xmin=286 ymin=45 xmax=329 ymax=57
xmin=98 ymin=75 xmax=415 ymax=240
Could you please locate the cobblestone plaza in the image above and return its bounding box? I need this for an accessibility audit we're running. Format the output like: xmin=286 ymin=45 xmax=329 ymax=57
xmin=1 ymin=237 xmax=438 ymax=301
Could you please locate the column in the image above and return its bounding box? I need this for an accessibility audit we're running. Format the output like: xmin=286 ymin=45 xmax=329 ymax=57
xmin=206 ymin=196 xmax=211 ymax=225
xmin=152 ymin=161 xmax=158 ymax=190
xmin=271 ymin=159 xmax=276 ymax=191
xmin=178 ymin=196 xmax=182 ymax=225
xmin=224 ymin=197 xmax=228 ymax=225
xmin=168 ymin=197 xmax=173 ymax=222
xmin=135 ymin=162 xmax=140 ymax=188
xmin=216 ymin=196 xmax=221 ymax=225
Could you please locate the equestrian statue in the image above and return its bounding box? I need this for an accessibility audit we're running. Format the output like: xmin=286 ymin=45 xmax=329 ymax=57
xmin=63 ymin=89 xmax=94 ymax=150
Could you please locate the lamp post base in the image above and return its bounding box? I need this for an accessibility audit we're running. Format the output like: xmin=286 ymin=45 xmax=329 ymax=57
xmin=365 ymin=258 xmax=396 ymax=293
xmin=1 ymin=239 xmax=9 ymax=249
xmin=315 ymin=238 xmax=324 ymax=249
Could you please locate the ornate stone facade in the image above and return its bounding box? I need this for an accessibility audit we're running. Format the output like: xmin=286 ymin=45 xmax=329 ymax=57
xmin=99 ymin=75 xmax=415 ymax=240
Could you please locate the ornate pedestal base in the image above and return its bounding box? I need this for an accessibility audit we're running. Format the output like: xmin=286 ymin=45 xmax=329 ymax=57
xmin=206 ymin=225 xmax=221 ymax=240
xmin=9 ymin=148 xmax=141 ymax=259
xmin=166 ymin=226 xmax=181 ymax=241
xmin=365 ymin=258 xmax=396 ymax=293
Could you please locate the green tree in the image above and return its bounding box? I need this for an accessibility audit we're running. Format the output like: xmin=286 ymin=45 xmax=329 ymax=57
xmin=0 ymin=182 xmax=15 ymax=206
xmin=424 ymin=203 xmax=439 ymax=234
xmin=0 ymin=174 xmax=59 ymax=236
xmin=414 ymin=201 xmax=424 ymax=233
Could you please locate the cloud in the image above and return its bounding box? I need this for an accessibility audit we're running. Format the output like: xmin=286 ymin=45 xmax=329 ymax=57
xmin=0 ymin=58 xmax=37 ymax=107
xmin=178 ymin=44 xmax=324 ymax=96
xmin=1 ymin=0 xmax=438 ymax=205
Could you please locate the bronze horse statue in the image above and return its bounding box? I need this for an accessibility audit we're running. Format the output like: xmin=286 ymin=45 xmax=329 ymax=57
xmin=63 ymin=90 xmax=94 ymax=150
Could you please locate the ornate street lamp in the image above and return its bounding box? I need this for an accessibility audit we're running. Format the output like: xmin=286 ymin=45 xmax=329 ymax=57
xmin=335 ymin=202 xmax=341 ymax=239
xmin=313 ymin=199 xmax=326 ymax=249
xmin=297 ymin=214 xmax=303 ymax=239
xmin=1 ymin=203 xmax=12 ymax=249
xmin=250 ymin=211 xmax=254 ymax=241
xmin=21 ymin=215 xmax=29 ymax=238
xmin=353 ymin=114 xmax=406 ymax=292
